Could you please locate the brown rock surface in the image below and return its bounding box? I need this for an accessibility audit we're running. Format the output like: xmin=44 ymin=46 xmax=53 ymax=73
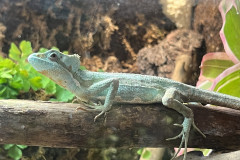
xmin=0 ymin=0 xmax=176 ymax=63
xmin=193 ymin=0 xmax=224 ymax=53
xmin=137 ymin=29 xmax=205 ymax=85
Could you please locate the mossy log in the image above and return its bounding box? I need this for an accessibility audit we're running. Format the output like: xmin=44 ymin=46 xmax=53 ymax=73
xmin=0 ymin=99 xmax=240 ymax=150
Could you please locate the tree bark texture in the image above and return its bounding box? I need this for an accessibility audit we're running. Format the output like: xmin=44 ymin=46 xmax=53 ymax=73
xmin=0 ymin=99 xmax=240 ymax=150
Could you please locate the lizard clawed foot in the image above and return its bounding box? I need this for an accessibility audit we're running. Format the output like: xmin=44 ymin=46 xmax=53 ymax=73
xmin=93 ymin=105 xmax=110 ymax=122
xmin=74 ymin=101 xmax=107 ymax=122
xmin=94 ymin=110 xmax=105 ymax=122
xmin=75 ymin=103 xmax=107 ymax=122
xmin=166 ymin=117 xmax=206 ymax=160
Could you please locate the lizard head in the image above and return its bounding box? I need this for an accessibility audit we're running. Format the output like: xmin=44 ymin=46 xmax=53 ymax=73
xmin=28 ymin=50 xmax=81 ymax=87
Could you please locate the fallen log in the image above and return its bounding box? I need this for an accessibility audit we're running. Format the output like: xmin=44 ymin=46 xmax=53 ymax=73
xmin=0 ymin=99 xmax=239 ymax=151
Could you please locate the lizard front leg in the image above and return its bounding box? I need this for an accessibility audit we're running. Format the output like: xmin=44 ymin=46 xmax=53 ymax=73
xmin=162 ymin=88 xmax=206 ymax=160
xmin=85 ymin=78 xmax=119 ymax=121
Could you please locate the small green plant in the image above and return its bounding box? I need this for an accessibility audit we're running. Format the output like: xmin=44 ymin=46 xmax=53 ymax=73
xmin=0 ymin=40 xmax=74 ymax=101
xmin=3 ymin=144 xmax=27 ymax=160
xmin=197 ymin=0 xmax=240 ymax=96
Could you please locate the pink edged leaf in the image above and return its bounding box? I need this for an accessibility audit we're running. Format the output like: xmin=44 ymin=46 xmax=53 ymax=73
xmin=211 ymin=62 xmax=240 ymax=97
xmin=219 ymin=0 xmax=240 ymax=63
xmin=196 ymin=52 xmax=234 ymax=89
xmin=197 ymin=80 xmax=213 ymax=90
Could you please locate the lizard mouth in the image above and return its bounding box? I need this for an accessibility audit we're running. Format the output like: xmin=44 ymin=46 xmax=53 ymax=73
xmin=28 ymin=53 xmax=46 ymax=62
xmin=28 ymin=53 xmax=58 ymax=71
xmin=28 ymin=53 xmax=41 ymax=62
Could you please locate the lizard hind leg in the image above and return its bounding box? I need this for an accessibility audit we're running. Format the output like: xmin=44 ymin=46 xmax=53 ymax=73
xmin=162 ymin=88 xmax=205 ymax=160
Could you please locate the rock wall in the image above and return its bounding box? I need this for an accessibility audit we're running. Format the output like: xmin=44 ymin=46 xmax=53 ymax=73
xmin=0 ymin=0 xmax=175 ymax=62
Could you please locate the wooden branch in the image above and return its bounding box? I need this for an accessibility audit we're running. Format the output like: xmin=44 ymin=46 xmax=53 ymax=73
xmin=0 ymin=99 xmax=240 ymax=150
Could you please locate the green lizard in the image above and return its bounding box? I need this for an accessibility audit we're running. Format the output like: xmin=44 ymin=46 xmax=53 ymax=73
xmin=28 ymin=50 xmax=240 ymax=160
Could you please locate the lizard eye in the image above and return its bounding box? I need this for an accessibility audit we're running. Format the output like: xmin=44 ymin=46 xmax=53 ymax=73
xmin=50 ymin=53 xmax=56 ymax=58
xmin=49 ymin=52 xmax=58 ymax=61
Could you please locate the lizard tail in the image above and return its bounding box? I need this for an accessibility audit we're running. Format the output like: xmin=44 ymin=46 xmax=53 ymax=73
xmin=189 ymin=87 xmax=240 ymax=110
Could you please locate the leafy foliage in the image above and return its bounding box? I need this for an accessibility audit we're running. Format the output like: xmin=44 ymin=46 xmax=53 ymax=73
xmin=197 ymin=0 xmax=240 ymax=98
xmin=4 ymin=144 xmax=27 ymax=160
xmin=0 ymin=40 xmax=74 ymax=101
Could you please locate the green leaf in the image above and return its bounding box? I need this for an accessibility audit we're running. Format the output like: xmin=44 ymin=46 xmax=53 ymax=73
xmin=28 ymin=66 xmax=41 ymax=76
xmin=20 ymin=40 xmax=32 ymax=60
xmin=38 ymin=48 xmax=48 ymax=53
xmin=16 ymin=145 xmax=27 ymax=149
xmin=0 ymin=70 xmax=13 ymax=79
xmin=43 ymin=79 xmax=56 ymax=94
xmin=17 ymin=70 xmax=31 ymax=91
xmin=197 ymin=80 xmax=213 ymax=90
xmin=9 ymin=76 xmax=23 ymax=90
xmin=0 ymin=86 xmax=18 ymax=99
xmin=137 ymin=148 xmax=143 ymax=155
xmin=98 ymin=69 xmax=104 ymax=72
xmin=0 ymin=87 xmax=6 ymax=95
xmin=212 ymin=63 xmax=240 ymax=97
xmin=80 ymin=65 xmax=86 ymax=70
xmin=200 ymin=53 xmax=234 ymax=79
xmin=0 ymin=58 xmax=15 ymax=69
xmin=223 ymin=6 xmax=240 ymax=61
xmin=29 ymin=76 xmax=43 ymax=90
xmin=0 ymin=79 xmax=7 ymax=84
xmin=142 ymin=150 xmax=151 ymax=159
xmin=219 ymin=0 xmax=240 ymax=63
xmin=40 ymin=76 xmax=52 ymax=87
xmin=51 ymin=46 xmax=59 ymax=51
xmin=196 ymin=52 xmax=234 ymax=89
xmin=8 ymin=145 xmax=22 ymax=160
xmin=9 ymin=43 xmax=21 ymax=62
xmin=192 ymin=148 xmax=212 ymax=156
xmin=202 ymin=59 xmax=234 ymax=78
xmin=201 ymin=149 xmax=212 ymax=156
xmin=19 ymin=69 xmax=28 ymax=78
xmin=62 ymin=51 xmax=69 ymax=55
xmin=4 ymin=144 xmax=14 ymax=150
xmin=51 ymin=85 xmax=74 ymax=102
